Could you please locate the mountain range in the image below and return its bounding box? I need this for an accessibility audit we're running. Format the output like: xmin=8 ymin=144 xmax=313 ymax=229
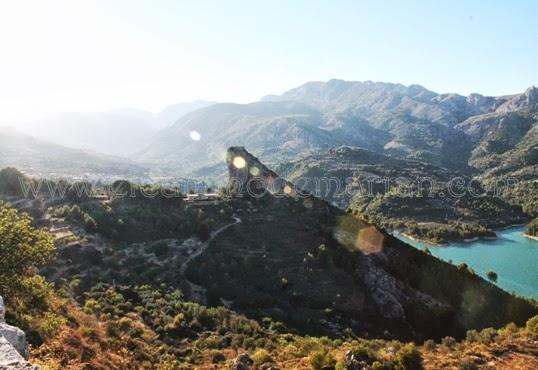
xmin=0 ymin=126 xmax=148 ymax=178
xmin=15 ymin=100 xmax=216 ymax=157
xmin=137 ymin=80 xmax=538 ymax=180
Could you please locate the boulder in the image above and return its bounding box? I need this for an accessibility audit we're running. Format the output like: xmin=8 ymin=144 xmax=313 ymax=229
xmin=0 ymin=296 xmax=40 ymax=369
xmin=0 ymin=324 xmax=27 ymax=360
xmin=0 ymin=298 xmax=27 ymax=359
xmin=344 ymin=350 xmax=370 ymax=370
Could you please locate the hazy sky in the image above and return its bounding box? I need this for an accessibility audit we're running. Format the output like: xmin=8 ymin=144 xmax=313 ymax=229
xmin=1 ymin=0 xmax=537 ymax=123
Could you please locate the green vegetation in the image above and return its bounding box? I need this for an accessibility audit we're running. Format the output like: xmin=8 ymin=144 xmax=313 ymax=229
xmin=0 ymin=202 xmax=54 ymax=298
xmin=279 ymin=147 xmax=529 ymax=243
xmin=526 ymin=217 xmax=538 ymax=237
xmin=496 ymin=179 xmax=538 ymax=217
xmin=0 ymin=192 xmax=537 ymax=369
xmin=310 ymin=348 xmax=336 ymax=370
xmin=51 ymin=181 xmax=219 ymax=242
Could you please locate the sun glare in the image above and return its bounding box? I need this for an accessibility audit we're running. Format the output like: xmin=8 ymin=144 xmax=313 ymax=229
xmin=189 ymin=131 xmax=201 ymax=141
xmin=232 ymin=156 xmax=246 ymax=169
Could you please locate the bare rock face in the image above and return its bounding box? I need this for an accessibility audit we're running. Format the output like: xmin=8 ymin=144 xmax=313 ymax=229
xmin=226 ymin=146 xmax=296 ymax=197
xmin=0 ymin=296 xmax=40 ymax=370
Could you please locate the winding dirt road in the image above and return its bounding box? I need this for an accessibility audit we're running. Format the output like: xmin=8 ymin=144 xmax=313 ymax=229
xmin=181 ymin=216 xmax=241 ymax=304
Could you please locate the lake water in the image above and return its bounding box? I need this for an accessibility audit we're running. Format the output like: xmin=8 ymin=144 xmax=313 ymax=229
xmin=395 ymin=226 xmax=538 ymax=300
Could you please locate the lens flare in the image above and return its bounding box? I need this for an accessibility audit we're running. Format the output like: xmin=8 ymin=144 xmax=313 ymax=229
xmin=232 ymin=156 xmax=246 ymax=169
xmin=249 ymin=166 xmax=260 ymax=176
xmin=189 ymin=131 xmax=201 ymax=141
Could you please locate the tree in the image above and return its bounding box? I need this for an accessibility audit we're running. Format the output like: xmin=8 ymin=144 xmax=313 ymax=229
xmin=0 ymin=202 xmax=55 ymax=297
xmin=0 ymin=167 xmax=29 ymax=197
xmin=486 ymin=271 xmax=498 ymax=283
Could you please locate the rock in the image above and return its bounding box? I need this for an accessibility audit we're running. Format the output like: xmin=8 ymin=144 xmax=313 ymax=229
xmin=231 ymin=353 xmax=254 ymax=370
xmin=0 ymin=298 xmax=27 ymax=359
xmin=344 ymin=350 xmax=378 ymax=370
xmin=0 ymin=296 xmax=40 ymax=369
xmin=226 ymin=146 xmax=295 ymax=197
xmin=0 ymin=323 xmax=27 ymax=360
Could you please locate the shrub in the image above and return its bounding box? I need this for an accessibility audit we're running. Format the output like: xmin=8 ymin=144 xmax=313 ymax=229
xmin=477 ymin=328 xmax=497 ymax=344
xmin=394 ymin=343 xmax=423 ymax=370
xmin=486 ymin=271 xmax=498 ymax=283
xmin=252 ymin=349 xmax=273 ymax=365
xmin=211 ymin=351 xmax=226 ymax=364
xmin=499 ymin=322 xmax=519 ymax=336
xmin=422 ymin=339 xmax=436 ymax=351
xmin=459 ymin=357 xmax=478 ymax=370
xmin=465 ymin=329 xmax=479 ymax=343
xmin=40 ymin=312 xmax=67 ymax=338
xmin=441 ymin=336 xmax=456 ymax=348
xmin=310 ymin=349 xmax=336 ymax=370
xmin=350 ymin=343 xmax=376 ymax=363
xmin=526 ymin=315 xmax=538 ymax=338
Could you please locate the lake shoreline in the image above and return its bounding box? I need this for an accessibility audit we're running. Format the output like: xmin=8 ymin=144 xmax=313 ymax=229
xmin=397 ymin=221 xmax=533 ymax=246
xmin=524 ymin=233 xmax=538 ymax=241
xmin=396 ymin=225 xmax=538 ymax=300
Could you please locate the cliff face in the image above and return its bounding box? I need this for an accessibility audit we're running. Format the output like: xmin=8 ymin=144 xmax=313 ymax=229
xmin=226 ymin=146 xmax=297 ymax=197
xmin=0 ymin=296 xmax=39 ymax=369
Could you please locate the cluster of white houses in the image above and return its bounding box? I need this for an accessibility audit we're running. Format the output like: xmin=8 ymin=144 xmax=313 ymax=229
xmin=184 ymin=192 xmax=222 ymax=206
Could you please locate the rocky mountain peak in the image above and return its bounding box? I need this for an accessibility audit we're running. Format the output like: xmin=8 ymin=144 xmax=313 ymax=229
xmin=525 ymin=85 xmax=538 ymax=102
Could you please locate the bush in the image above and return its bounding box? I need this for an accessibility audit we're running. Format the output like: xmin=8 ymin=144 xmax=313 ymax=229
xmin=526 ymin=315 xmax=538 ymax=338
xmin=40 ymin=312 xmax=67 ymax=338
xmin=350 ymin=343 xmax=376 ymax=363
xmin=211 ymin=351 xmax=225 ymax=364
xmin=477 ymin=328 xmax=497 ymax=344
xmin=310 ymin=349 xmax=336 ymax=370
xmin=459 ymin=357 xmax=478 ymax=370
xmin=465 ymin=329 xmax=479 ymax=343
xmin=441 ymin=336 xmax=456 ymax=348
xmin=486 ymin=271 xmax=498 ymax=283
xmin=394 ymin=343 xmax=423 ymax=370
xmin=422 ymin=339 xmax=436 ymax=351
xmin=252 ymin=349 xmax=273 ymax=365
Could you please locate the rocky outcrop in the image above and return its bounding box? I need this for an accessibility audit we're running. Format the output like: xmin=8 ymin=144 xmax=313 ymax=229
xmin=0 ymin=297 xmax=39 ymax=370
xmin=226 ymin=146 xmax=298 ymax=197
xmin=354 ymin=256 xmax=450 ymax=320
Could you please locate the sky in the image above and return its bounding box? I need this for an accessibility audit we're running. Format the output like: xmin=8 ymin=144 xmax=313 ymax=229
xmin=1 ymin=0 xmax=537 ymax=123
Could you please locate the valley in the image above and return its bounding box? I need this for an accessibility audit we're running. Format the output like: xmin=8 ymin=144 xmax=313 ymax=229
xmin=1 ymin=80 xmax=538 ymax=370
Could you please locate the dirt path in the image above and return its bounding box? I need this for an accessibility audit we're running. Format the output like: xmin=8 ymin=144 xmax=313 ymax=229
xmin=181 ymin=216 xmax=241 ymax=304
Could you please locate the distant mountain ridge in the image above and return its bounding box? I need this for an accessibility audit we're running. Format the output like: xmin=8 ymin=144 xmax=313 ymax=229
xmin=16 ymin=101 xmax=216 ymax=157
xmin=0 ymin=127 xmax=148 ymax=178
xmin=138 ymin=80 xmax=538 ymax=179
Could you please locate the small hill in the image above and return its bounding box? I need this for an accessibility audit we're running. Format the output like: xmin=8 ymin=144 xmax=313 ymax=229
xmin=186 ymin=147 xmax=537 ymax=340
xmin=277 ymin=146 xmax=527 ymax=243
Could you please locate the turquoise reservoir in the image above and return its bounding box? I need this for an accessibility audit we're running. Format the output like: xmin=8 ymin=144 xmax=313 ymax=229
xmin=395 ymin=226 xmax=538 ymax=300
